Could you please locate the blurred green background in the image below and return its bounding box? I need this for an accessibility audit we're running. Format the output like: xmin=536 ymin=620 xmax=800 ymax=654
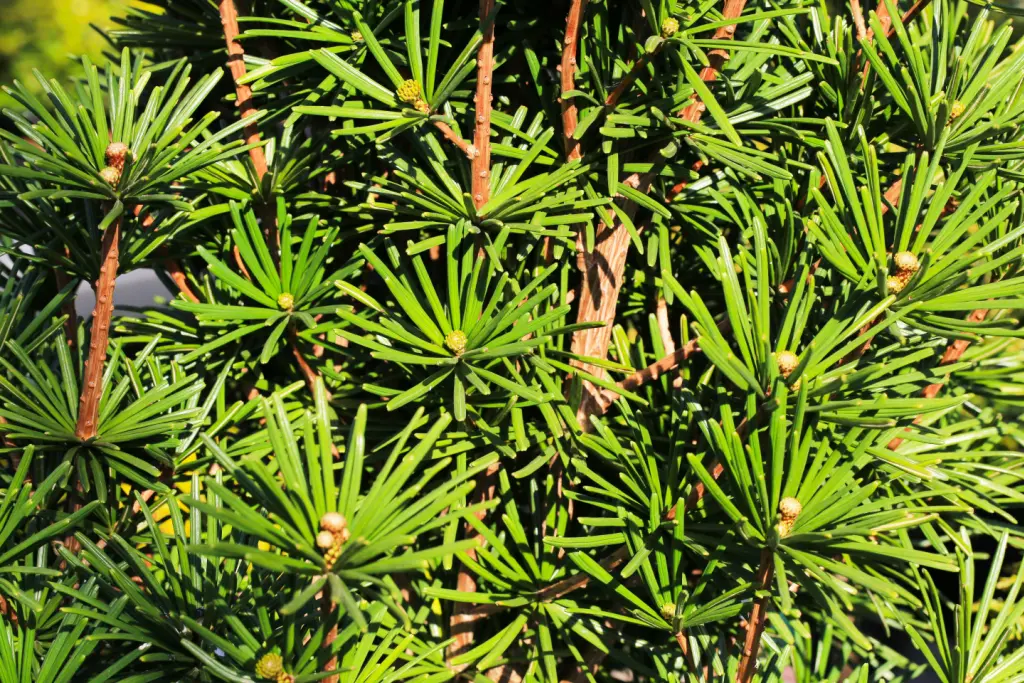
xmin=0 ymin=0 xmax=121 ymax=108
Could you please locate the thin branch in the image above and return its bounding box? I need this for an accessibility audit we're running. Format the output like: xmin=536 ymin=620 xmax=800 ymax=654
xmin=471 ymin=0 xmax=497 ymax=210
xmin=737 ymin=549 xmax=774 ymax=683
xmin=887 ymin=308 xmax=988 ymax=449
xmin=570 ymin=176 xmax=650 ymax=427
xmin=322 ymin=595 xmax=339 ymax=683
xmin=218 ymin=0 xmax=268 ymax=178
xmin=450 ymin=3 xmax=499 ymax=663
xmin=561 ymin=0 xmax=588 ymax=160
xmin=434 ymin=120 xmax=475 ymax=159
xmin=605 ymin=54 xmax=654 ymax=108
xmin=448 ymin=461 xmax=501 ymax=670
xmin=679 ymin=0 xmax=748 ymax=122
xmin=850 ymin=0 xmax=869 ymax=40
xmin=75 ymin=214 xmax=121 ymax=440
xmin=163 ymin=258 xmax=200 ymax=303
xmin=290 ymin=327 xmax=321 ymax=395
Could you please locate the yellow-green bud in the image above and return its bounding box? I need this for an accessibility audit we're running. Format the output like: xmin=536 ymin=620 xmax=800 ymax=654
xmin=445 ymin=330 xmax=468 ymax=355
xmin=397 ymin=79 xmax=422 ymax=104
xmin=893 ymin=251 xmax=919 ymax=273
xmin=777 ymin=351 xmax=799 ymax=378
xmin=100 ymin=166 xmax=121 ymax=186
xmin=320 ymin=512 xmax=347 ymax=532
xmin=950 ymin=100 xmax=966 ymax=119
xmin=255 ymin=652 xmax=284 ymax=679
xmin=277 ymin=292 xmax=294 ymax=310
xmin=316 ymin=531 xmax=336 ymax=549
xmin=779 ymin=497 xmax=802 ymax=521
xmin=414 ymin=98 xmax=430 ymax=113
xmin=661 ymin=17 xmax=680 ymax=37
xmin=350 ymin=30 xmax=363 ymax=42
xmin=660 ymin=602 xmax=676 ymax=620
xmin=887 ymin=275 xmax=907 ymax=294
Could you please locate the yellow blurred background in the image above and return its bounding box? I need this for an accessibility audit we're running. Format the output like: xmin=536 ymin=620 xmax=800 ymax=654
xmin=0 ymin=0 xmax=119 ymax=108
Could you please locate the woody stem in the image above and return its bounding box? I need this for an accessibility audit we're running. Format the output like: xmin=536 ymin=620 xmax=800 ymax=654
xmin=75 ymin=216 xmax=121 ymax=441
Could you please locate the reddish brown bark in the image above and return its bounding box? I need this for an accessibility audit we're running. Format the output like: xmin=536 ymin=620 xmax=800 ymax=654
xmin=737 ymin=549 xmax=774 ymax=682
xmin=887 ymin=309 xmax=988 ymax=449
xmin=322 ymin=594 xmax=339 ymax=683
xmin=471 ymin=0 xmax=497 ymax=210
xmin=75 ymin=217 xmax=121 ymax=440
xmin=448 ymin=460 xmax=501 ymax=669
xmin=434 ymin=121 xmax=475 ymax=158
xmin=560 ymin=0 xmax=588 ymax=161
xmin=679 ymin=0 xmax=748 ymax=123
xmin=218 ymin=0 xmax=268 ymax=179
xmin=570 ymin=175 xmax=649 ymax=426
xmin=163 ymin=259 xmax=200 ymax=303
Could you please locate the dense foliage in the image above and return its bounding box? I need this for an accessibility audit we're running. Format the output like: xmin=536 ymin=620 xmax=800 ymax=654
xmin=2 ymin=0 xmax=1024 ymax=681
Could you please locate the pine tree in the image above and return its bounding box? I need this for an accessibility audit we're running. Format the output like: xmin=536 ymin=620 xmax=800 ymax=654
xmin=2 ymin=0 xmax=1024 ymax=681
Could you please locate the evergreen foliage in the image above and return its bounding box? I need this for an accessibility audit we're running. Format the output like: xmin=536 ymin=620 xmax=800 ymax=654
xmin=1 ymin=0 xmax=1024 ymax=681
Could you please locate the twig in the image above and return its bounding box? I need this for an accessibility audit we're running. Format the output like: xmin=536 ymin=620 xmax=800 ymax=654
xmin=448 ymin=461 xmax=501 ymax=670
xmin=163 ymin=258 xmax=200 ymax=303
xmin=434 ymin=120 xmax=475 ymax=159
xmin=560 ymin=0 xmax=589 ymax=161
xmin=290 ymin=327 xmax=321 ymax=395
xmin=323 ymin=595 xmax=339 ymax=683
xmin=218 ymin=0 xmax=268 ymax=178
xmin=850 ymin=0 xmax=869 ymax=40
xmin=450 ymin=2 xmax=499 ymax=668
xmin=471 ymin=0 xmax=497 ymax=210
xmin=886 ymin=308 xmax=988 ymax=449
xmin=605 ymin=54 xmax=654 ymax=108
xmin=679 ymin=0 xmax=748 ymax=123
xmin=737 ymin=549 xmax=774 ymax=683
xmin=76 ymin=215 xmax=121 ymax=440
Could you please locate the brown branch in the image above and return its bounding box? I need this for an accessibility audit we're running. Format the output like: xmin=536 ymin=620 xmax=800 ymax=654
xmin=471 ymin=0 xmax=497 ymax=210
xmin=679 ymin=0 xmax=748 ymax=123
xmin=570 ymin=175 xmax=650 ymax=428
xmin=322 ymin=594 xmax=339 ymax=683
xmin=561 ymin=0 xmax=589 ymax=160
xmin=887 ymin=308 xmax=988 ymax=449
xmin=218 ymin=0 xmax=268 ymax=179
xmin=448 ymin=461 xmax=501 ymax=670
xmin=737 ymin=549 xmax=774 ymax=683
xmin=434 ymin=121 xmax=475 ymax=159
xmin=163 ymin=259 xmax=200 ymax=303
xmin=605 ymin=55 xmax=654 ymax=108
xmin=850 ymin=0 xmax=869 ymax=40
xmin=559 ymin=647 xmax=608 ymax=683
xmin=75 ymin=215 xmax=121 ymax=441
xmin=290 ymin=327 xmax=320 ymax=395
xmin=860 ymin=0 xmax=933 ymax=81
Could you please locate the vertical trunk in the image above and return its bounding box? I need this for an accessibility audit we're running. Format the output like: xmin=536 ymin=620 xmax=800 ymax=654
xmin=75 ymin=218 xmax=121 ymax=441
xmin=569 ymin=176 xmax=647 ymax=428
